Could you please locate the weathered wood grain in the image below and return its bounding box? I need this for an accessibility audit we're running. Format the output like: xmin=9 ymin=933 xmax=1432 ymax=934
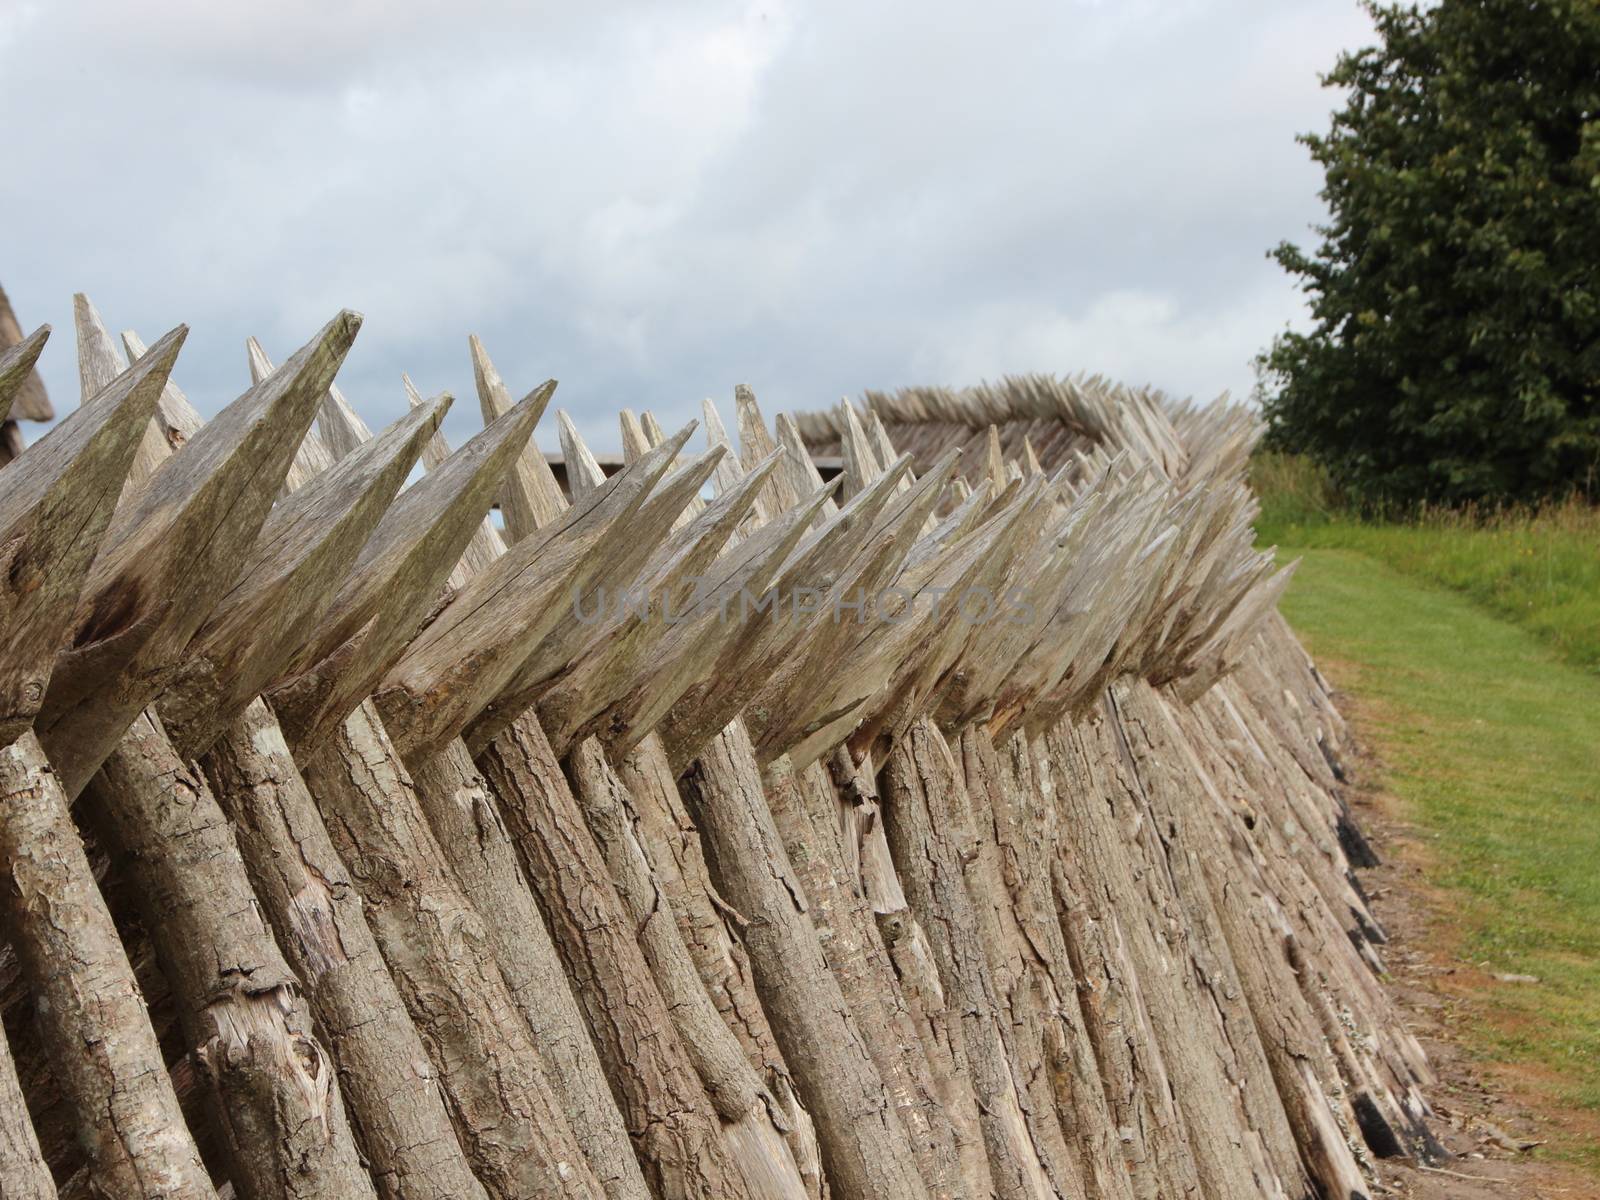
xmin=269 ymin=382 xmax=550 ymax=748
xmin=158 ymin=396 xmax=448 ymax=757
xmin=0 ymin=730 xmax=211 ymax=1199
xmin=0 ymin=326 xmax=185 ymax=745
xmin=39 ymin=311 xmax=362 ymax=797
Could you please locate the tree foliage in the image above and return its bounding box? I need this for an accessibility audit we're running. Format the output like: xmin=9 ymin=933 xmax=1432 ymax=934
xmin=1261 ymin=0 xmax=1600 ymax=507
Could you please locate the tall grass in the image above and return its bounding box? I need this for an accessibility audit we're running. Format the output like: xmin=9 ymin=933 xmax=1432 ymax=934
xmin=1254 ymin=453 xmax=1600 ymax=673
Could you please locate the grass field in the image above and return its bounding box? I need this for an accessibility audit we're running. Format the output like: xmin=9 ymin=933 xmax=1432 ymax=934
xmin=1254 ymin=453 xmax=1600 ymax=674
xmin=1261 ymin=469 xmax=1600 ymax=1168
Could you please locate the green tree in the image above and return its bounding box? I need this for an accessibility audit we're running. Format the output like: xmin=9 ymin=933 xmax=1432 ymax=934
xmin=1261 ymin=0 xmax=1600 ymax=508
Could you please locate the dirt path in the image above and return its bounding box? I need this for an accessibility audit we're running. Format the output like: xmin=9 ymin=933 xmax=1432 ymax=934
xmin=1338 ymin=691 xmax=1600 ymax=1199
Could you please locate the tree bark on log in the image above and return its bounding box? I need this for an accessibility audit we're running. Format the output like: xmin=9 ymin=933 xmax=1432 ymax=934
xmin=84 ymin=712 xmax=375 ymax=1200
xmin=1100 ymin=685 xmax=1312 ymax=1195
xmin=679 ymin=720 xmax=930 ymax=1200
xmin=878 ymin=721 xmax=1069 ymax=1200
xmin=1044 ymin=708 xmax=1286 ymax=1200
xmin=562 ymin=737 xmax=812 ymax=1200
xmin=764 ymin=751 xmax=985 ymax=1200
xmin=199 ymin=700 xmax=491 ymax=1200
xmin=0 ymin=1015 xmax=52 ymax=1199
xmin=1112 ymin=683 xmax=1370 ymax=1200
xmin=474 ymin=714 xmax=756 ymax=1200
xmin=611 ymin=735 xmax=825 ymax=1198
xmin=397 ymin=737 xmax=654 ymax=1200
xmin=953 ymin=727 xmax=1138 ymax=1200
xmin=1177 ymin=684 xmax=1434 ymax=1160
xmin=291 ymin=701 xmax=607 ymax=1200
xmin=0 ymin=730 xmax=214 ymax=1199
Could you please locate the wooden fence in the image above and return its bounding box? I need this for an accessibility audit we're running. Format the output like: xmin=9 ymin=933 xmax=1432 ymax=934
xmin=0 ymin=295 xmax=1436 ymax=1200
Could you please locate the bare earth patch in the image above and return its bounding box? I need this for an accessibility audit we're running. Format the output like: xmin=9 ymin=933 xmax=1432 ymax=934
xmin=1333 ymin=679 xmax=1600 ymax=1199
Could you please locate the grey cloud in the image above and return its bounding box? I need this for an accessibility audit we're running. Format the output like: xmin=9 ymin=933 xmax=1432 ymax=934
xmin=1 ymin=0 xmax=1371 ymax=452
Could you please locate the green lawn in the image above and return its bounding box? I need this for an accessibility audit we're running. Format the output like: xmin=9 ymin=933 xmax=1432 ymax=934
xmin=1274 ymin=547 xmax=1600 ymax=1166
xmin=1253 ymin=453 xmax=1600 ymax=674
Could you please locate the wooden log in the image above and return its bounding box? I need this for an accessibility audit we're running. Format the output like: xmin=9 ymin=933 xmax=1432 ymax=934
xmin=475 ymin=715 xmax=757 ymax=1200
xmin=160 ymin=396 xmax=449 ymax=758
xmin=681 ymin=719 xmax=930 ymax=1200
xmin=268 ymin=383 xmax=551 ymax=748
xmin=564 ymin=740 xmax=771 ymax=1126
xmin=0 ymin=1013 xmax=52 ymax=1198
xmin=1044 ymin=708 xmax=1284 ymax=1200
xmin=611 ymin=734 xmax=827 ymax=1199
xmin=564 ymin=738 xmax=820 ymax=1200
xmin=1184 ymin=681 xmax=1435 ymax=1160
xmin=952 ymin=726 xmax=1139 ymax=1200
xmin=762 ymin=752 xmax=983 ymax=1200
xmin=114 ymin=330 xmax=488 ymax=1200
xmin=199 ymin=701 xmax=492 ymax=1200
xmin=388 ymin=394 xmax=692 ymax=1200
xmin=0 ymin=327 xmax=185 ymax=746
xmin=397 ymin=737 xmax=655 ymax=1200
xmin=293 ymin=701 xmax=608 ymax=1200
xmin=879 ymin=721 xmax=1068 ymax=1200
xmin=83 ymin=711 xmax=377 ymax=1200
xmin=0 ymin=730 xmax=214 ymax=1199
xmin=39 ymin=311 xmax=363 ymax=798
xmin=1114 ymin=682 xmax=1370 ymax=1200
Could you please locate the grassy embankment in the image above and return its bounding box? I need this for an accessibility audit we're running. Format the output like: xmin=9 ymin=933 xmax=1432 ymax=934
xmin=1252 ymin=454 xmax=1600 ymax=1168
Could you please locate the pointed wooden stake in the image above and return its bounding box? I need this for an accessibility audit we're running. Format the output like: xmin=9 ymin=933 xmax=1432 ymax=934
xmin=317 ymin=382 xmax=371 ymax=461
xmin=620 ymin=408 xmax=652 ymax=463
xmin=248 ymin=335 xmax=339 ymax=491
xmin=557 ymin=409 xmax=609 ymax=502
xmin=159 ymin=395 xmax=450 ymax=757
xmin=466 ymin=445 xmax=730 ymax=753
xmin=407 ymin=379 xmax=509 ymax=585
xmin=774 ymin=412 xmax=839 ymax=523
xmin=0 ymin=326 xmax=185 ymax=746
xmin=0 ymin=284 xmax=51 ymax=422
xmin=0 ymin=324 xmax=48 ymax=427
xmin=39 ymin=311 xmax=362 ymax=797
xmin=269 ymin=381 xmax=551 ymax=748
xmin=122 ymin=328 xmax=206 ymax=461
xmin=470 ymin=336 xmax=566 ymax=537
xmin=531 ymin=449 xmax=781 ymax=755
xmin=374 ymin=425 xmax=693 ymax=758
xmin=75 ymin=295 xmax=179 ymax=499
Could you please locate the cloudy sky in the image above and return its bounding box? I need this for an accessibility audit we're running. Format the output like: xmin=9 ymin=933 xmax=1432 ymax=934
xmin=1 ymin=0 xmax=1374 ymax=451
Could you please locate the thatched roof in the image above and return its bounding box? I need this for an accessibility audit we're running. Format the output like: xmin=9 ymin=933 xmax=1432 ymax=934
xmin=795 ymin=372 xmax=1195 ymax=487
